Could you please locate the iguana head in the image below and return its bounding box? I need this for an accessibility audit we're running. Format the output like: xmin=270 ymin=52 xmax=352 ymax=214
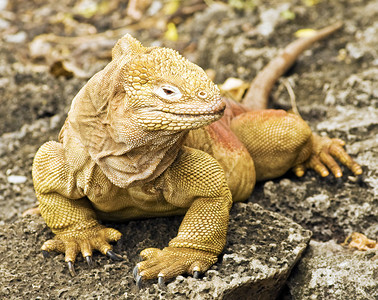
xmin=64 ymin=34 xmax=226 ymax=187
xmin=113 ymin=34 xmax=226 ymax=132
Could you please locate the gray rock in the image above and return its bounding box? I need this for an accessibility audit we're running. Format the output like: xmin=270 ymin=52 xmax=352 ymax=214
xmin=287 ymin=240 xmax=378 ymax=300
xmin=260 ymin=177 xmax=378 ymax=243
xmin=137 ymin=203 xmax=312 ymax=300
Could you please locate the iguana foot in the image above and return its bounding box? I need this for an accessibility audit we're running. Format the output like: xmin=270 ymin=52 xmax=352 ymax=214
xmin=293 ymin=134 xmax=362 ymax=179
xmin=133 ymin=247 xmax=217 ymax=289
xmin=41 ymin=225 xmax=122 ymax=276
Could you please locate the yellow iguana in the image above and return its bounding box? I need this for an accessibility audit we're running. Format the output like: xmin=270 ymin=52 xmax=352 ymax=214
xmin=32 ymin=23 xmax=362 ymax=288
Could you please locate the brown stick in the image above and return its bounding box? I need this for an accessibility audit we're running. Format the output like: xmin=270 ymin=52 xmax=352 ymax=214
xmin=242 ymin=21 xmax=343 ymax=110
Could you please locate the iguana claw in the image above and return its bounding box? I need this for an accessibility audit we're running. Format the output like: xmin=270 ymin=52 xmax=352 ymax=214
xmin=158 ymin=276 xmax=166 ymax=290
xmin=42 ymin=250 xmax=49 ymax=258
xmin=193 ymin=270 xmax=200 ymax=279
xmin=133 ymin=263 xmax=201 ymax=289
xmin=136 ymin=273 xmax=143 ymax=290
xmin=106 ymin=250 xmax=123 ymax=261
xmin=293 ymin=134 xmax=363 ymax=180
xmin=67 ymin=261 xmax=76 ymax=276
xmin=85 ymin=255 xmax=93 ymax=267
xmin=133 ymin=265 xmax=144 ymax=289
xmin=356 ymin=174 xmax=364 ymax=185
xmin=133 ymin=265 xmax=139 ymax=280
xmin=336 ymin=177 xmax=343 ymax=186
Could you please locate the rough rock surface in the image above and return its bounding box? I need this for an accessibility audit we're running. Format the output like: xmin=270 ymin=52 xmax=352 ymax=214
xmin=0 ymin=0 xmax=377 ymax=299
xmin=160 ymin=203 xmax=311 ymax=300
xmin=287 ymin=240 xmax=378 ymax=300
xmin=0 ymin=204 xmax=311 ymax=299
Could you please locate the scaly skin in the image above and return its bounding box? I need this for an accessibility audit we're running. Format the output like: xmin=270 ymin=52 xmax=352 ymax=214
xmin=32 ymin=32 xmax=362 ymax=285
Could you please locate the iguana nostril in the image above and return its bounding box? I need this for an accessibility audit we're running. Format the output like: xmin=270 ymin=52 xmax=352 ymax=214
xmin=198 ymin=91 xmax=208 ymax=99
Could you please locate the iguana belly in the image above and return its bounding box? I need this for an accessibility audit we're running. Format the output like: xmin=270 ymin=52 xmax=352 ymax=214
xmin=85 ymin=175 xmax=187 ymax=221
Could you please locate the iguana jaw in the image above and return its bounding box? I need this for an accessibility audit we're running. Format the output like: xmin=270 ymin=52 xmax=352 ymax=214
xmin=136 ymin=100 xmax=226 ymax=131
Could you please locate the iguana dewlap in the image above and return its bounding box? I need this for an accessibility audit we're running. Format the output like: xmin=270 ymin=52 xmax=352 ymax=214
xmin=32 ymin=34 xmax=362 ymax=285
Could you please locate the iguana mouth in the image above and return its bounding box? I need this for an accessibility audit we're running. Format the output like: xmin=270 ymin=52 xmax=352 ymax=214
xmin=138 ymin=104 xmax=225 ymax=131
xmin=169 ymin=105 xmax=226 ymax=118
xmin=159 ymin=99 xmax=226 ymax=118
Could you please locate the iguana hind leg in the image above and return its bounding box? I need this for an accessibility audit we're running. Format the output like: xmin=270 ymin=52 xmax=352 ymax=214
xmin=230 ymin=109 xmax=362 ymax=180
xmin=230 ymin=109 xmax=312 ymax=181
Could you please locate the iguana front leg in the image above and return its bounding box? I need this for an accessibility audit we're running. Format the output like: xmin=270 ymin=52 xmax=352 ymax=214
xmin=134 ymin=146 xmax=232 ymax=287
xmin=32 ymin=141 xmax=122 ymax=276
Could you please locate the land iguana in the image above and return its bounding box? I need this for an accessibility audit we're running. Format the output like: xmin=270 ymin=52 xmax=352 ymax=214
xmin=32 ymin=22 xmax=362 ymax=288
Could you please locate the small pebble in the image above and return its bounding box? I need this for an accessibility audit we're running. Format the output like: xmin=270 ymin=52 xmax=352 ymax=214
xmin=5 ymin=31 xmax=27 ymax=43
xmin=7 ymin=175 xmax=27 ymax=184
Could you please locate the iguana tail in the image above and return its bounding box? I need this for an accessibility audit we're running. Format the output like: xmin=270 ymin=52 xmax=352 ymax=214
xmin=242 ymin=21 xmax=343 ymax=110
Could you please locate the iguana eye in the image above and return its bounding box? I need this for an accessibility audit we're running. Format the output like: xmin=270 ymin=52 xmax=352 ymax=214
xmin=163 ymin=88 xmax=174 ymax=95
xmin=155 ymin=85 xmax=182 ymax=101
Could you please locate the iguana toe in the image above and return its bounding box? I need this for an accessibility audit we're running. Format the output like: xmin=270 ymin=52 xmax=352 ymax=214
xmin=41 ymin=225 xmax=122 ymax=275
xmin=295 ymin=134 xmax=363 ymax=180
xmin=135 ymin=247 xmax=217 ymax=288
